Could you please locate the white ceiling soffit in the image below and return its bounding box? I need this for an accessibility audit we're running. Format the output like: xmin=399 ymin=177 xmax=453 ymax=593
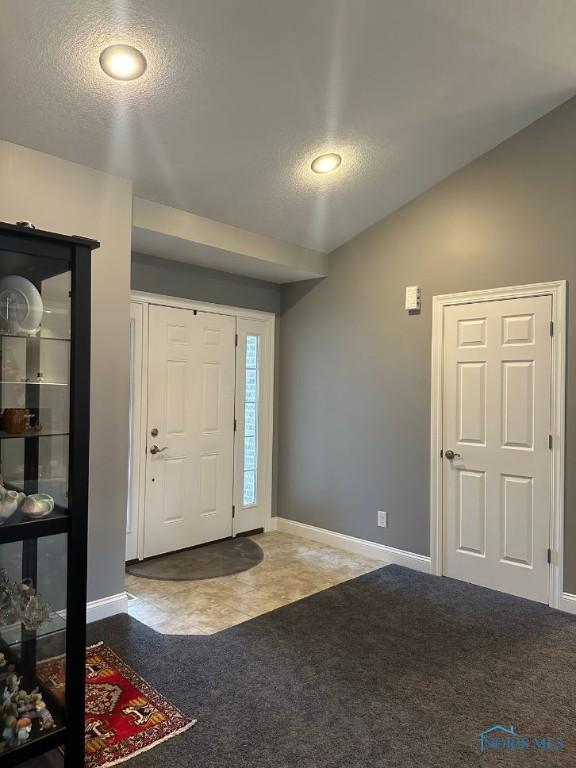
xmin=1 ymin=1 xmax=576 ymax=252
xmin=132 ymin=198 xmax=328 ymax=284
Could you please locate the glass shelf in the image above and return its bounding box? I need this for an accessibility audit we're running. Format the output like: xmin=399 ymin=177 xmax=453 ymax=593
xmin=0 ymin=334 xmax=70 ymax=342
xmin=0 ymin=431 xmax=69 ymax=440
xmin=0 ymin=516 xmax=69 ymax=545
xmin=0 ymin=508 xmax=69 ymax=545
xmin=0 ymin=611 xmax=67 ymax=649
xmin=0 ymin=381 xmax=68 ymax=387
xmin=0 ymin=725 xmax=66 ymax=766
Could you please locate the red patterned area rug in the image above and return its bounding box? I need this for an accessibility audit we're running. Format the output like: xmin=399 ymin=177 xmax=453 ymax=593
xmin=37 ymin=642 xmax=196 ymax=768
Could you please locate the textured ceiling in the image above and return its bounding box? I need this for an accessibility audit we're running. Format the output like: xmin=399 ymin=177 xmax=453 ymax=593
xmin=1 ymin=0 xmax=576 ymax=253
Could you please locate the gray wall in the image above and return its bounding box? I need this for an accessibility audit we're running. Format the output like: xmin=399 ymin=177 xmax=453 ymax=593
xmin=279 ymin=96 xmax=576 ymax=591
xmin=0 ymin=141 xmax=132 ymax=605
xmin=132 ymin=251 xmax=282 ymax=520
xmin=0 ymin=141 xmax=132 ymax=600
xmin=131 ymin=252 xmax=281 ymax=314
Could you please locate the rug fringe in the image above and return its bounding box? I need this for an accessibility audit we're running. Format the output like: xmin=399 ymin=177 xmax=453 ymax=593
xmin=96 ymin=719 xmax=197 ymax=768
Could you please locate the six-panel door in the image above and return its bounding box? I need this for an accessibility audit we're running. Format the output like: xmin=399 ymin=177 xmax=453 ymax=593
xmin=442 ymin=295 xmax=552 ymax=603
xmin=144 ymin=305 xmax=235 ymax=558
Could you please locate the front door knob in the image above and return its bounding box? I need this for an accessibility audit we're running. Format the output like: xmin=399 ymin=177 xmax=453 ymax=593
xmin=445 ymin=449 xmax=461 ymax=460
xmin=150 ymin=444 xmax=168 ymax=455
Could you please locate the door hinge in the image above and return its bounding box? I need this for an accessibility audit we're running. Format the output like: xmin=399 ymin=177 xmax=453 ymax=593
xmin=550 ymin=320 xmax=554 ymax=337
xmin=547 ymin=548 xmax=552 ymax=564
xmin=440 ymin=448 xmax=444 ymax=458
xmin=235 ymin=333 xmax=239 ymax=347
xmin=232 ymin=505 xmax=236 ymax=518
xmin=548 ymin=434 xmax=553 ymax=449
xmin=234 ymin=418 xmax=237 ymax=432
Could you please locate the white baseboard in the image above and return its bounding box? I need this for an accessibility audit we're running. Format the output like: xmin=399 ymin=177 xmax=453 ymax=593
xmin=87 ymin=592 xmax=129 ymax=623
xmin=557 ymin=592 xmax=576 ymax=615
xmin=59 ymin=591 xmax=129 ymax=623
xmin=272 ymin=517 xmax=431 ymax=574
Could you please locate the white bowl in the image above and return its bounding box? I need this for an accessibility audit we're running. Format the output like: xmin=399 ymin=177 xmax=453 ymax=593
xmin=22 ymin=494 xmax=54 ymax=519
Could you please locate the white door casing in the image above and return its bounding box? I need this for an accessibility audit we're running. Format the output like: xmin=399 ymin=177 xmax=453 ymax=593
xmin=143 ymin=305 xmax=236 ymax=558
xmin=126 ymin=292 xmax=276 ymax=562
xmin=442 ymin=295 xmax=552 ymax=603
xmin=126 ymin=302 xmax=144 ymax=561
xmin=233 ymin=317 xmax=274 ymax=534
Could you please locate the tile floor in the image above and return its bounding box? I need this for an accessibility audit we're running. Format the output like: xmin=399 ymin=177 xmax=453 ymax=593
xmin=126 ymin=532 xmax=384 ymax=635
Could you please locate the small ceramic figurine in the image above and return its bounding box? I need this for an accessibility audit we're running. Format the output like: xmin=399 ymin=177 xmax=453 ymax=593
xmin=5 ymin=674 xmax=20 ymax=696
xmin=1 ymin=688 xmax=11 ymax=710
xmin=0 ymin=666 xmax=15 ymax=687
xmin=14 ymin=692 xmax=27 ymax=715
xmin=15 ymin=691 xmax=34 ymax=717
xmin=2 ymin=705 xmax=16 ymax=727
xmin=22 ymin=595 xmax=51 ymax=632
xmin=27 ymin=690 xmax=41 ymax=706
xmin=0 ymin=666 xmax=15 ymax=688
xmin=35 ymin=700 xmax=55 ymax=731
xmin=15 ymin=717 xmax=31 ymax=745
xmin=0 ymin=491 xmax=20 ymax=523
xmin=2 ymin=715 xmax=16 ymax=746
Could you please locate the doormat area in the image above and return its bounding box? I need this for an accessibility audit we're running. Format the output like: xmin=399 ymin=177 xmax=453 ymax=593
xmin=37 ymin=642 xmax=196 ymax=768
xmin=126 ymin=537 xmax=264 ymax=581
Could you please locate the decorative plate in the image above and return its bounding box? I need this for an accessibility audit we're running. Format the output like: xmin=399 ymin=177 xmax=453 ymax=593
xmin=0 ymin=275 xmax=44 ymax=335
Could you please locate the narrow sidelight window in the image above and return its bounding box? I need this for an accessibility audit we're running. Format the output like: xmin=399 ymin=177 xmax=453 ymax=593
xmin=243 ymin=334 xmax=260 ymax=505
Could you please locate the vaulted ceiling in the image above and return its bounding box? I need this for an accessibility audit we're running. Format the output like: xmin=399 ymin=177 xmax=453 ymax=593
xmin=1 ymin=0 xmax=575 ymax=252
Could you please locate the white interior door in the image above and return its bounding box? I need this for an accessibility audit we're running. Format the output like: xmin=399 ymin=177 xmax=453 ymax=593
xmin=144 ymin=305 xmax=236 ymax=558
xmin=442 ymin=295 xmax=552 ymax=603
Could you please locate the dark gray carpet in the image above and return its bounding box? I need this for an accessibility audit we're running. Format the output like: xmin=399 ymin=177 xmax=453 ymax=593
xmin=126 ymin=537 xmax=264 ymax=581
xmin=25 ymin=565 xmax=576 ymax=767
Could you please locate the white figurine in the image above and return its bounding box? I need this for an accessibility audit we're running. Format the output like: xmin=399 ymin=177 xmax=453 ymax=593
xmin=1 ymin=689 xmax=11 ymax=709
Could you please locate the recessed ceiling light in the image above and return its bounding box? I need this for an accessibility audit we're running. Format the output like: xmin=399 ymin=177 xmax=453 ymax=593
xmin=311 ymin=153 xmax=342 ymax=174
xmin=99 ymin=44 xmax=147 ymax=81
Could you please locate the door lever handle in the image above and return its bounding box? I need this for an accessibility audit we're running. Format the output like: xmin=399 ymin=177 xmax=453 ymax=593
xmin=444 ymin=449 xmax=461 ymax=460
xmin=150 ymin=445 xmax=168 ymax=455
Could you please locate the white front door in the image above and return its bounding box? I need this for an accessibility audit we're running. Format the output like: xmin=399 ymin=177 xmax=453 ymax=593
xmin=442 ymin=295 xmax=552 ymax=603
xmin=144 ymin=305 xmax=236 ymax=558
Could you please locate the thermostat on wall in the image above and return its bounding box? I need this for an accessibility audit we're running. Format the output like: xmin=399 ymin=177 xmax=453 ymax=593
xmin=405 ymin=285 xmax=421 ymax=311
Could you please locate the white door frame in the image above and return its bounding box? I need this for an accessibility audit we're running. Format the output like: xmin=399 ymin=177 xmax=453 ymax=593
xmin=126 ymin=302 xmax=144 ymax=561
xmin=430 ymin=281 xmax=566 ymax=609
xmin=129 ymin=290 xmax=276 ymax=561
xmin=233 ymin=316 xmax=275 ymax=537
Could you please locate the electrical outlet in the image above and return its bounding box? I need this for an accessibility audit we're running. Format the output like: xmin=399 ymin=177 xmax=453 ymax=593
xmin=377 ymin=510 xmax=388 ymax=528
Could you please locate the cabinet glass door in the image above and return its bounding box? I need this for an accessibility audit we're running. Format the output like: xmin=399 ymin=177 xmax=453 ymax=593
xmin=0 ymin=251 xmax=71 ymax=527
xmin=0 ymin=247 xmax=72 ymax=757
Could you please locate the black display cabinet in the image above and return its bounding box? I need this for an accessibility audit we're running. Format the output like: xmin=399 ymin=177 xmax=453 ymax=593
xmin=0 ymin=222 xmax=98 ymax=766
